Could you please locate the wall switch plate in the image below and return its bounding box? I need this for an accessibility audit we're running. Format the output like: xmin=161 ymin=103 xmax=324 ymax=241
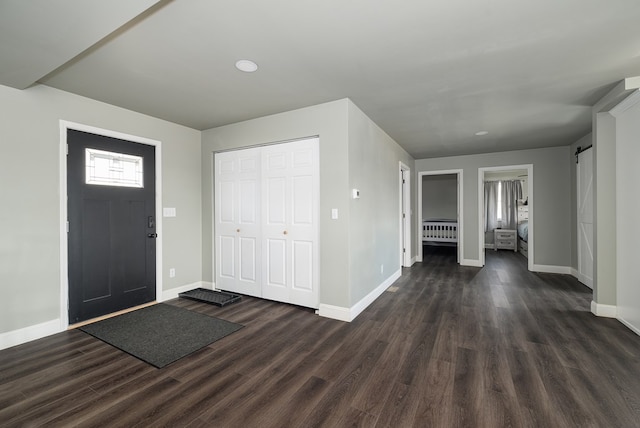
xmin=163 ymin=207 xmax=177 ymax=217
xmin=169 ymin=268 xmax=176 ymax=278
xmin=352 ymin=189 xmax=360 ymax=199
xmin=331 ymin=208 xmax=338 ymax=219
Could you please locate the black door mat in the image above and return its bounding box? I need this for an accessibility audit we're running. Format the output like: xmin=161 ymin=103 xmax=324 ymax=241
xmin=179 ymin=288 xmax=241 ymax=307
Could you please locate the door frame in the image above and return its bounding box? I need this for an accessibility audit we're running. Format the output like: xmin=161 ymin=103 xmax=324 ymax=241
xmin=59 ymin=120 xmax=163 ymax=329
xmin=417 ymin=169 xmax=463 ymax=264
xmin=399 ymin=162 xmax=412 ymax=267
xmin=478 ymin=164 xmax=533 ymax=270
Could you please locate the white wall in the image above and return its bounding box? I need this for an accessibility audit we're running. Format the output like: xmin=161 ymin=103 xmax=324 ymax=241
xmin=614 ymin=92 xmax=640 ymax=334
xmin=347 ymin=101 xmax=415 ymax=305
xmin=416 ymin=147 xmax=572 ymax=269
xmin=0 ymin=84 xmax=202 ymax=341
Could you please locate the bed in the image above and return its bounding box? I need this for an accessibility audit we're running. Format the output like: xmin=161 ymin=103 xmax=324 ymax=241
xmin=517 ymin=205 xmax=529 ymax=257
xmin=422 ymin=219 xmax=458 ymax=244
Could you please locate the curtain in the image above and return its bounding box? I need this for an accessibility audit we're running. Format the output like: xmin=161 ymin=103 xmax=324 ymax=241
xmin=484 ymin=180 xmax=522 ymax=232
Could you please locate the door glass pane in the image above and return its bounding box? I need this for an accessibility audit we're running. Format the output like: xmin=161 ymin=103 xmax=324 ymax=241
xmin=85 ymin=148 xmax=143 ymax=188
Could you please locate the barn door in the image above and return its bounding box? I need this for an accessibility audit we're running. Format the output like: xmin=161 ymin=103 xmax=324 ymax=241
xmin=577 ymin=148 xmax=594 ymax=288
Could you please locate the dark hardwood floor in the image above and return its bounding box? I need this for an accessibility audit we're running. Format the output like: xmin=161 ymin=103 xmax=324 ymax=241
xmin=2 ymin=247 xmax=640 ymax=427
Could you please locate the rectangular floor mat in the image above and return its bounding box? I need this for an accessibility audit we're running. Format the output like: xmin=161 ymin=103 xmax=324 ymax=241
xmin=179 ymin=288 xmax=241 ymax=307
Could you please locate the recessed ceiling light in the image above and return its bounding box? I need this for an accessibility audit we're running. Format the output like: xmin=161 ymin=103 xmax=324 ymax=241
xmin=475 ymin=131 xmax=489 ymax=136
xmin=235 ymin=59 xmax=258 ymax=73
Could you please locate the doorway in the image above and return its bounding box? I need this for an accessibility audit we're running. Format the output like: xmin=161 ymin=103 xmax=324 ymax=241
xmin=417 ymin=169 xmax=463 ymax=264
xmin=400 ymin=163 xmax=411 ymax=267
xmin=60 ymin=121 xmax=162 ymax=328
xmin=479 ymin=165 xmax=533 ymax=270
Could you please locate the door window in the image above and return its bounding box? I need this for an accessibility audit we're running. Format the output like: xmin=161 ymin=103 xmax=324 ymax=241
xmin=85 ymin=148 xmax=143 ymax=188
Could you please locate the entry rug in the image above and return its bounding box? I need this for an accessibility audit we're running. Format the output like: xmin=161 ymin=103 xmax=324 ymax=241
xmin=80 ymin=303 xmax=243 ymax=368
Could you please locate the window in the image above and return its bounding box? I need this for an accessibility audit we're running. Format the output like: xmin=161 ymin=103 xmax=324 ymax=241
xmin=85 ymin=148 xmax=143 ymax=188
xmin=496 ymin=181 xmax=503 ymax=220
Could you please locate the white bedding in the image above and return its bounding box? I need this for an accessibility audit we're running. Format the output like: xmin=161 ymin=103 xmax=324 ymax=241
xmin=517 ymin=221 xmax=529 ymax=242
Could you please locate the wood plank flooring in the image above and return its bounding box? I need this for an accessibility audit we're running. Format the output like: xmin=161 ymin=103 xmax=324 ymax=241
xmin=2 ymin=247 xmax=640 ymax=427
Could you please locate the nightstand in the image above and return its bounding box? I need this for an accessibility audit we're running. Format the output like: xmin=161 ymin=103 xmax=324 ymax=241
xmin=494 ymin=229 xmax=517 ymax=251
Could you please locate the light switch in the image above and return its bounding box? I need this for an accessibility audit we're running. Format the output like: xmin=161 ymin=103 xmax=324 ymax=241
xmin=163 ymin=207 xmax=176 ymax=217
xmin=331 ymin=209 xmax=338 ymax=219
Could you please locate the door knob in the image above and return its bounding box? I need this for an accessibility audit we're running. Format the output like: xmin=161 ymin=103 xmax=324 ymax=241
xmin=147 ymin=233 xmax=158 ymax=238
xmin=283 ymin=230 xmax=288 ymax=235
xmin=237 ymin=229 xmax=240 ymax=232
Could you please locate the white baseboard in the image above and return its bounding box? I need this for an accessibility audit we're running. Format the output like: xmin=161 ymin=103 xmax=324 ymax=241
xmin=409 ymin=256 xmax=416 ymax=266
xmin=461 ymin=259 xmax=482 ymax=267
xmin=318 ymin=269 xmax=402 ymax=322
xmin=531 ymin=264 xmax=572 ymax=274
xmin=618 ymin=317 xmax=640 ymax=337
xmin=571 ymin=268 xmax=593 ymax=289
xmin=161 ymin=281 xmax=214 ymax=301
xmin=0 ymin=319 xmax=62 ymax=351
xmin=316 ymin=304 xmax=351 ymax=322
xmin=591 ymin=300 xmax=617 ymax=318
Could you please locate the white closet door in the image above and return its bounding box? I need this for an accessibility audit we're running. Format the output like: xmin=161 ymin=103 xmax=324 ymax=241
xmin=214 ymin=148 xmax=262 ymax=297
xmin=262 ymin=138 xmax=319 ymax=308
xmin=577 ymin=149 xmax=594 ymax=288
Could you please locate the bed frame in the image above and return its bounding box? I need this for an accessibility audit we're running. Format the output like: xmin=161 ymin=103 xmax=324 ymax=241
xmin=422 ymin=220 xmax=458 ymax=243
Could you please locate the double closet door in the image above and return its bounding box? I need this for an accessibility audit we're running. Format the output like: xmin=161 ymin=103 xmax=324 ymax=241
xmin=214 ymin=138 xmax=319 ymax=308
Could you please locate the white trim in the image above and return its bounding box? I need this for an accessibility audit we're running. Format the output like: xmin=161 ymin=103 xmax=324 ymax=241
xmin=399 ymin=162 xmax=411 ymax=267
xmin=161 ymin=281 xmax=214 ymax=301
xmin=461 ymin=259 xmax=483 ymax=268
xmin=59 ymin=121 xmax=162 ymax=330
xmin=531 ymin=264 xmax=572 ymax=274
xmin=618 ymin=317 xmax=640 ymax=337
xmin=417 ymin=169 xmax=463 ymax=264
xmin=0 ymin=319 xmax=61 ymax=351
xmin=609 ymin=89 xmax=640 ymax=117
xmin=409 ymin=256 xmax=416 ymax=266
xmin=478 ymin=164 xmax=533 ymax=271
xmin=591 ymin=300 xmax=617 ymax=318
xmin=317 ymin=304 xmax=352 ymax=322
xmin=318 ymin=268 xmax=401 ymax=322
xmin=571 ymin=268 xmax=593 ymax=289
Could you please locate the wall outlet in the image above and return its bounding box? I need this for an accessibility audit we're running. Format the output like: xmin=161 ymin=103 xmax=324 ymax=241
xmin=169 ymin=268 xmax=176 ymax=278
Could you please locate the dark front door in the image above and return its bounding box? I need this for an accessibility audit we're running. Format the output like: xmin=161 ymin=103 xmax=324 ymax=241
xmin=67 ymin=129 xmax=156 ymax=324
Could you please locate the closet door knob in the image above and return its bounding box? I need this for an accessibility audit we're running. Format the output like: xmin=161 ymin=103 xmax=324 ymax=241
xmin=283 ymin=230 xmax=288 ymax=235
xmin=236 ymin=229 xmax=240 ymax=232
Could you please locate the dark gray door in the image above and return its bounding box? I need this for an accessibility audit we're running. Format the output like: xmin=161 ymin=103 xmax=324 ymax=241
xmin=67 ymin=129 xmax=156 ymax=324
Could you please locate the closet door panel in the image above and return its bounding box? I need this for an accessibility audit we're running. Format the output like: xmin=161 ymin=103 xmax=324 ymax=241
xmin=262 ymin=138 xmax=319 ymax=308
xmin=292 ymin=240 xmax=313 ymax=291
xmin=215 ymin=148 xmax=261 ymax=297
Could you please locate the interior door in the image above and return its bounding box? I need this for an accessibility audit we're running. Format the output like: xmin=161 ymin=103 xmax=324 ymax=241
xmin=262 ymin=139 xmax=319 ymax=308
xmin=215 ymin=148 xmax=261 ymax=296
xmin=577 ymin=148 xmax=594 ymax=288
xmin=67 ymin=130 xmax=156 ymax=324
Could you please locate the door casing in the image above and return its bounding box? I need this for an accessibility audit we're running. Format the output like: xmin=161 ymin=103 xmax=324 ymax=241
xmin=59 ymin=120 xmax=163 ymax=329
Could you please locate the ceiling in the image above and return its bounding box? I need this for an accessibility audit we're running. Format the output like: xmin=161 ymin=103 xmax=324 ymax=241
xmin=2 ymin=0 xmax=640 ymax=159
